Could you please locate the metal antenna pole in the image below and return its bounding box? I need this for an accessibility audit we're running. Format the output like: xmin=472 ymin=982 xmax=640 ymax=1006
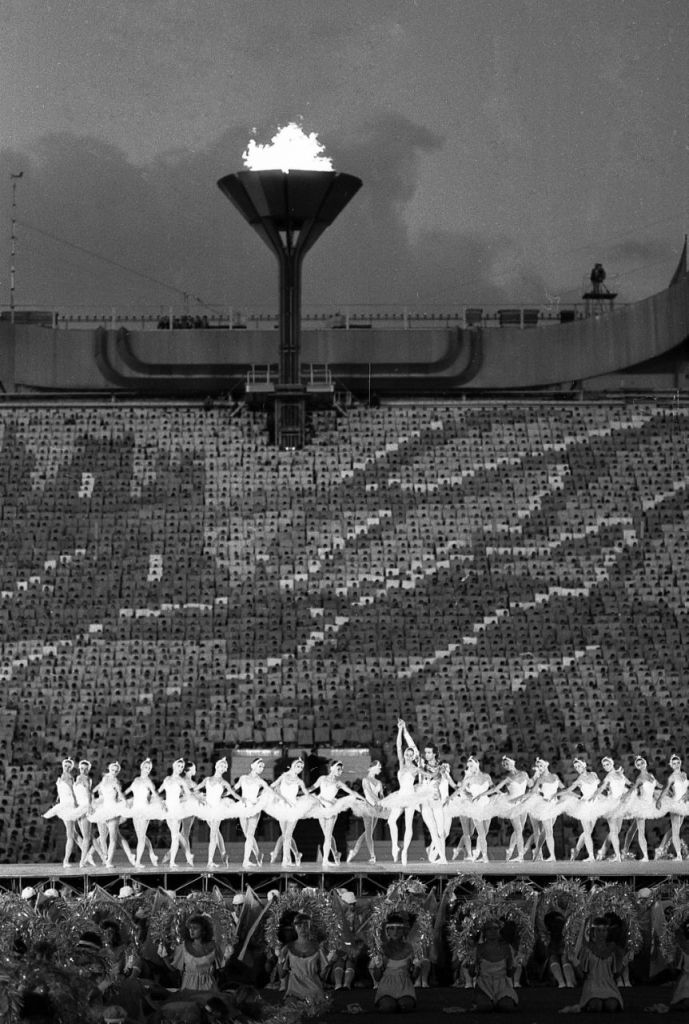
xmin=9 ymin=171 xmax=23 ymax=324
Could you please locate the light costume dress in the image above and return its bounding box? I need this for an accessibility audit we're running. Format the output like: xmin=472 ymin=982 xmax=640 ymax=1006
xmin=43 ymin=777 xmax=82 ymax=822
xmin=621 ymin=776 xmax=662 ymax=821
xmin=379 ymin=765 xmax=424 ymax=813
xmin=159 ymin=775 xmax=201 ymax=822
xmin=73 ymin=774 xmax=93 ymax=818
xmin=489 ymin=773 xmax=530 ymax=821
xmin=374 ymin=953 xmax=416 ymax=1006
xmin=576 ymin=947 xmax=623 ymax=1010
xmin=127 ymin=776 xmax=167 ymax=821
xmin=87 ymin=774 xmax=128 ymax=825
xmin=446 ymin=774 xmax=493 ymax=823
xmin=601 ymin=769 xmax=629 ymax=817
xmin=658 ymin=774 xmax=689 ymax=818
xmin=284 ymin=948 xmax=327 ymax=1003
xmin=309 ymin=775 xmax=363 ymax=820
xmin=267 ymin=774 xmax=317 ymax=822
xmin=476 ymin=957 xmax=518 ymax=1007
xmin=235 ymin=774 xmax=275 ymax=818
xmin=172 ymin=942 xmax=219 ymax=991
xmin=351 ymin=777 xmax=387 ymax=822
xmin=195 ymin=775 xmax=242 ymax=825
xmin=524 ymin=776 xmax=564 ymax=823
xmin=569 ymin=773 xmax=604 ymax=827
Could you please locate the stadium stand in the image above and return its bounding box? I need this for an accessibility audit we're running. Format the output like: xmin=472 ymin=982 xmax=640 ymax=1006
xmin=2 ymin=400 xmax=689 ymax=861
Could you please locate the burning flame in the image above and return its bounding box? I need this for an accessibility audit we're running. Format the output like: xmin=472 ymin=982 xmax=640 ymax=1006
xmin=242 ymin=122 xmax=334 ymax=173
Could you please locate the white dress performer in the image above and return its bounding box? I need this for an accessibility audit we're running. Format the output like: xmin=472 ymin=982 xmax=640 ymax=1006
xmin=620 ymin=755 xmax=662 ymax=861
xmin=655 ymin=754 xmax=689 ymax=861
xmin=43 ymin=757 xmax=82 ymax=867
xmin=73 ymin=759 xmax=104 ymax=867
xmin=88 ymin=761 xmax=136 ymax=867
xmin=348 ymin=760 xmax=386 ymax=864
xmin=179 ymin=760 xmax=200 ymax=858
xmin=235 ymin=756 xmax=274 ymax=869
xmin=379 ymin=719 xmax=423 ymax=866
xmin=268 ymin=756 xmax=313 ymax=867
xmin=123 ymin=757 xmax=164 ymax=867
xmin=158 ymin=757 xmax=198 ymax=867
xmin=487 ymin=756 xmax=530 ymax=862
xmin=309 ymin=760 xmax=364 ymax=868
xmin=521 ymin=757 xmax=564 ymax=862
xmin=446 ymin=755 xmax=493 ymax=862
xmin=196 ymin=756 xmax=240 ymax=869
xmin=562 ymin=758 xmax=601 ymax=862
xmin=593 ymin=756 xmax=631 ymax=862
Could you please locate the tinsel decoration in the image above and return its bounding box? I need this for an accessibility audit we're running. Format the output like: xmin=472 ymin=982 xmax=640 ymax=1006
xmin=446 ymin=883 xmax=535 ymax=967
xmin=535 ymin=877 xmax=586 ymax=942
xmin=441 ymin=874 xmax=489 ymax=907
xmin=0 ymin=893 xmax=38 ymax=952
xmin=264 ymin=886 xmax=343 ymax=955
xmin=365 ymin=879 xmax=433 ymax=969
xmin=563 ymin=883 xmax=642 ymax=961
xmin=7 ymin=962 xmax=102 ymax=1024
xmin=660 ymin=892 xmax=689 ymax=965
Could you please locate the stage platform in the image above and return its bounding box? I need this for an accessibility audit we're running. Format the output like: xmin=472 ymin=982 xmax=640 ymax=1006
xmin=3 ymin=842 xmax=689 ymax=895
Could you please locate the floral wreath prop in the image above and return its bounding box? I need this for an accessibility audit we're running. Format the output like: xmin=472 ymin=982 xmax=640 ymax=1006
xmin=563 ymin=883 xmax=642 ymax=961
xmin=264 ymin=886 xmax=343 ymax=955
xmin=0 ymin=893 xmax=39 ymax=953
xmin=447 ymin=884 xmax=535 ymax=967
xmin=536 ymin=877 xmax=587 ymax=942
xmin=150 ymin=891 xmax=237 ymax=953
xmin=365 ymin=878 xmax=433 ymax=970
xmin=0 ymin=960 xmax=103 ymax=1024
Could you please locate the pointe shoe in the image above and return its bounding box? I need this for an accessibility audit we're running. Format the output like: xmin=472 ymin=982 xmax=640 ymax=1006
xmin=368 ymin=855 xmax=376 ymax=864
xmin=451 ymin=846 xmax=460 ymax=861
xmin=347 ymin=850 xmax=356 ymax=863
xmin=150 ymin=852 xmax=159 ymax=866
xmin=63 ymin=858 xmax=71 ymax=868
xmin=186 ymin=852 xmax=194 ymax=866
xmin=295 ymin=852 xmax=302 ymax=865
xmin=392 ymin=847 xmax=400 ymax=863
xmin=208 ymin=861 xmax=218 ymax=870
xmin=401 ymin=849 xmax=408 ymax=866
xmin=334 ymin=851 xmax=341 ymax=864
xmin=269 ymin=849 xmax=279 ymax=864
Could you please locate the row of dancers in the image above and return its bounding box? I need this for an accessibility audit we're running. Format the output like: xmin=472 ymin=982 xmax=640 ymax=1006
xmin=43 ymin=720 xmax=689 ymax=869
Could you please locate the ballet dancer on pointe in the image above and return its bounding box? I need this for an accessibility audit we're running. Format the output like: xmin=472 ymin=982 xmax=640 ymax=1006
xmin=309 ymin=760 xmax=363 ymax=868
xmin=348 ymin=760 xmax=385 ymax=864
xmin=159 ymin=757 xmax=196 ymax=867
xmin=379 ymin=719 xmax=422 ymax=866
xmin=73 ymin=758 xmax=104 ymax=867
xmin=269 ymin=757 xmax=312 ymax=867
xmin=620 ymin=755 xmax=661 ymax=861
xmin=655 ymin=754 xmax=689 ymax=861
xmin=447 ymin=755 xmax=493 ymax=862
xmin=593 ymin=756 xmax=631 ymax=862
xmin=520 ymin=757 xmax=564 ymax=862
xmin=43 ymin=757 xmax=83 ymax=867
xmin=179 ymin=760 xmax=200 ymax=857
xmin=196 ymin=757 xmax=239 ymax=869
xmin=88 ymin=761 xmax=136 ymax=867
xmin=561 ymin=757 xmax=601 ymax=862
xmin=487 ymin=756 xmax=530 ymax=862
xmin=124 ymin=758 xmax=163 ymax=867
xmin=235 ymin=756 xmax=274 ymax=869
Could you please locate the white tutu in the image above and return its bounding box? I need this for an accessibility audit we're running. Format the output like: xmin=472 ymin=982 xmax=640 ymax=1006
xmin=265 ymin=793 xmax=320 ymax=822
xmin=352 ymin=799 xmax=389 ymax=821
xmin=380 ymin=783 xmax=435 ymax=812
xmin=88 ymin=797 xmax=129 ymax=824
xmin=489 ymin=794 xmax=530 ymax=821
xmin=306 ymin=793 xmax=362 ymax=820
xmin=522 ymin=793 xmax=568 ymax=822
xmin=126 ymin=790 xmax=168 ymax=822
xmin=445 ymin=793 xmax=494 ymax=822
xmin=568 ymin=794 xmax=614 ymax=825
xmin=620 ymin=792 xmax=664 ymax=820
xmin=43 ymin=800 xmax=82 ymax=822
xmin=657 ymin=794 xmax=689 ymax=818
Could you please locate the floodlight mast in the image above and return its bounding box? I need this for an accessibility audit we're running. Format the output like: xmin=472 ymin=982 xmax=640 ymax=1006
xmin=217 ymin=169 xmax=362 ymax=445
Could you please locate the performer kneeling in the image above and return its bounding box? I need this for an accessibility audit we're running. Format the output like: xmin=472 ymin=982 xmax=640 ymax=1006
xmin=472 ymin=919 xmax=518 ymax=1014
xmin=372 ymin=914 xmax=418 ymax=1014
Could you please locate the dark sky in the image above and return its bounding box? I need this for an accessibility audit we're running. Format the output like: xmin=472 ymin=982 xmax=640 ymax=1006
xmin=1 ymin=0 xmax=687 ymax=316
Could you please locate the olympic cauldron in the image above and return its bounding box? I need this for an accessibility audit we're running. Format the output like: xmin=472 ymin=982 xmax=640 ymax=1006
xmin=217 ymin=166 xmax=362 ymax=447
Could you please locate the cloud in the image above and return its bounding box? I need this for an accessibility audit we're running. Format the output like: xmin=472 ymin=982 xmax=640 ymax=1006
xmin=0 ymin=114 xmax=546 ymax=315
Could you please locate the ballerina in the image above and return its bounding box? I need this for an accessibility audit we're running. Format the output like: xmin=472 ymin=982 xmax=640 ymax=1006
xmin=348 ymin=761 xmax=386 ymax=864
xmin=72 ymin=758 xmax=103 ymax=867
xmin=379 ymin=720 xmax=423 ymax=866
xmin=196 ymin=757 xmax=240 ymax=869
xmin=123 ymin=757 xmax=163 ymax=867
xmin=487 ymin=756 xmax=530 ymax=862
xmin=561 ymin=757 xmax=601 ymax=862
xmin=446 ymin=755 xmax=493 ymax=862
xmin=521 ymin=757 xmax=564 ymax=862
xmin=309 ymin=760 xmax=363 ymax=868
xmin=655 ymin=754 xmax=689 ymax=861
xmin=43 ymin=757 xmax=83 ymax=867
xmin=179 ymin=760 xmax=200 ymax=856
xmin=593 ymin=756 xmax=631 ymax=862
xmin=619 ymin=755 xmax=661 ymax=861
xmin=88 ymin=761 xmax=136 ymax=867
xmin=269 ymin=757 xmax=312 ymax=867
xmin=158 ymin=757 xmax=197 ymax=867
xmin=235 ymin=756 xmax=274 ymax=869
